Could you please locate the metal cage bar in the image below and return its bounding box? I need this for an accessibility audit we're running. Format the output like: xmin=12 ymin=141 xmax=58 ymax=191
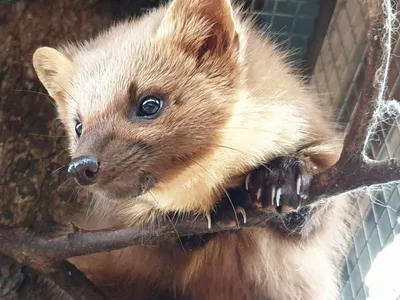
xmin=307 ymin=0 xmax=400 ymax=299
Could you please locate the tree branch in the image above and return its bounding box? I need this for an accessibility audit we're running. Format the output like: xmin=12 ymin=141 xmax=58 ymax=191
xmin=307 ymin=0 xmax=399 ymax=201
xmin=47 ymin=261 xmax=108 ymax=300
xmin=0 ymin=0 xmax=398 ymax=299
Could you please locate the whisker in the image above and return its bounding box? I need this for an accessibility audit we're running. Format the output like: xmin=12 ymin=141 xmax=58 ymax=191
xmin=191 ymin=160 xmax=240 ymax=228
xmin=182 ymin=124 xmax=342 ymax=143
xmin=214 ymin=144 xmax=249 ymax=156
xmin=45 ymin=149 xmax=68 ymax=169
xmin=85 ymin=192 xmax=94 ymax=221
xmin=148 ymin=190 xmax=186 ymax=252
xmin=50 ymin=172 xmax=66 ymax=187
xmin=0 ymin=58 xmax=27 ymax=67
xmin=28 ymin=133 xmax=68 ymax=138
xmin=85 ymin=193 xmax=102 ymax=222
xmin=50 ymin=79 xmax=80 ymax=107
xmin=144 ymin=147 xmax=240 ymax=229
xmin=214 ymin=144 xmax=275 ymax=173
xmin=51 ymin=165 xmax=68 ymax=175
xmin=67 ymin=186 xmax=81 ymax=203
xmin=218 ymin=127 xmax=276 ymax=134
xmin=13 ymin=89 xmax=57 ymax=109
xmin=99 ymin=197 xmax=112 ymax=223
xmin=56 ymin=177 xmax=75 ymax=190
xmin=11 ymin=62 xmax=81 ymax=107
xmin=121 ymin=143 xmax=158 ymax=162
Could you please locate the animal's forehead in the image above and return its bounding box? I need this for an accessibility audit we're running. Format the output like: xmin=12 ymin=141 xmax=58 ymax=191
xmin=65 ymin=10 xmax=225 ymax=119
xmin=68 ymin=40 xmax=204 ymax=124
xmin=70 ymin=52 xmax=132 ymax=118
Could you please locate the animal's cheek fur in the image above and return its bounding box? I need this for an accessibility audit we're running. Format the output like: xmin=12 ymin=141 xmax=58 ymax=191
xmin=62 ymin=118 xmax=221 ymax=202
xmin=90 ymin=142 xmax=210 ymax=201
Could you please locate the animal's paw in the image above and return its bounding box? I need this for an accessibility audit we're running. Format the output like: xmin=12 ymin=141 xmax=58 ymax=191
xmin=245 ymin=156 xmax=313 ymax=213
xmin=205 ymin=206 xmax=247 ymax=229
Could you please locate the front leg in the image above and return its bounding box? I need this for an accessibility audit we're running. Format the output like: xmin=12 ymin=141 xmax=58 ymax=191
xmin=245 ymin=155 xmax=321 ymax=236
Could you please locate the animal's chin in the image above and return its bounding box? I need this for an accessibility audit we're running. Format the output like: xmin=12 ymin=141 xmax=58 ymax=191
xmin=91 ymin=173 xmax=156 ymax=201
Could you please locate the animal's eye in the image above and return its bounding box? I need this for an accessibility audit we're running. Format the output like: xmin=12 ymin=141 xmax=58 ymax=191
xmin=137 ymin=96 xmax=163 ymax=118
xmin=75 ymin=121 xmax=83 ymax=137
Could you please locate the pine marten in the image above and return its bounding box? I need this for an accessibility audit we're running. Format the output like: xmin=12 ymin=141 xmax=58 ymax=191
xmin=32 ymin=0 xmax=351 ymax=299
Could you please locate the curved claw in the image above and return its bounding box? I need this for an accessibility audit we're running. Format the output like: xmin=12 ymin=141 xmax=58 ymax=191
xmin=271 ymin=186 xmax=276 ymax=206
xmin=296 ymin=175 xmax=301 ymax=195
xmin=256 ymin=187 xmax=262 ymax=200
xmin=235 ymin=206 xmax=247 ymax=224
xmin=206 ymin=212 xmax=212 ymax=229
xmin=275 ymin=188 xmax=282 ymax=207
xmin=245 ymin=173 xmax=251 ymax=191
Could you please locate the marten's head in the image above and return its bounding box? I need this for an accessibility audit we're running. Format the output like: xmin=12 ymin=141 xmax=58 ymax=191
xmin=32 ymin=0 xmax=293 ymax=217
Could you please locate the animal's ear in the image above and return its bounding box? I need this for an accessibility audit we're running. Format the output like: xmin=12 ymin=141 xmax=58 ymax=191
xmin=156 ymin=0 xmax=238 ymax=58
xmin=32 ymin=47 xmax=75 ymax=102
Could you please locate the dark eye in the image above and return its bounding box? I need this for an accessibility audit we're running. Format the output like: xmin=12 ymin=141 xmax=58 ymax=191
xmin=137 ymin=96 xmax=163 ymax=118
xmin=75 ymin=121 xmax=83 ymax=137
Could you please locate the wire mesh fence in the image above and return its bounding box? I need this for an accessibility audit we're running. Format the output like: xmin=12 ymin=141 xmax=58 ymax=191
xmin=247 ymin=0 xmax=320 ymax=64
xmin=308 ymin=0 xmax=400 ymax=299
xmin=309 ymin=1 xmax=400 ymax=298
xmin=248 ymin=0 xmax=400 ymax=299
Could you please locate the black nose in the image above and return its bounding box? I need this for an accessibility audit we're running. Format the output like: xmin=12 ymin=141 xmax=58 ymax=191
xmin=67 ymin=155 xmax=99 ymax=186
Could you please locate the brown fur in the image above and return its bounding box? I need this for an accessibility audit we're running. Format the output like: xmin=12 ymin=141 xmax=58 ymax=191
xmin=32 ymin=0 xmax=351 ymax=299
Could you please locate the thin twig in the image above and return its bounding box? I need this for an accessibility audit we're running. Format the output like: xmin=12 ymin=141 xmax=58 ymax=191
xmin=0 ymin=209 xmax=268 ymax=272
